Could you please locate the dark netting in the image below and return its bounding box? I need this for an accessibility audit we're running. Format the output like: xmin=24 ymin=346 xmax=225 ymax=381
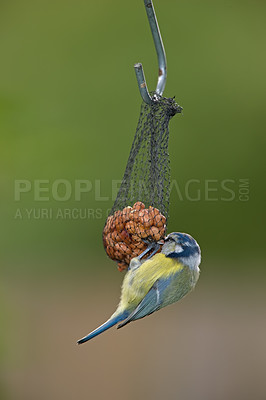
xmin=111 ymin=94 xmax=182 ymax=218
xmin=103 ymin=94 xmax=182 ymax=271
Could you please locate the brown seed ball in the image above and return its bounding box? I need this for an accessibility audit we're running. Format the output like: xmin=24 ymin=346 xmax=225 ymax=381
xmin=103 ymin=206 xmax=166 ymax=270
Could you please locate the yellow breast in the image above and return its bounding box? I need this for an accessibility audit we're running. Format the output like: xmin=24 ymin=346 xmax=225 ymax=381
xmin=118 ymin=253 xmax=184 ymax=312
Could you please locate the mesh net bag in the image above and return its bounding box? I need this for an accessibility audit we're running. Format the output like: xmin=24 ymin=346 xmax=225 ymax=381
xmin=103 ymin=94 xmax=182 ymax=271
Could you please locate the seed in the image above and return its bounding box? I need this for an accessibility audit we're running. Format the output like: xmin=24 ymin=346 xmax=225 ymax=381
xmin=131 ymin=234 xmax=141 ymax=242
xmin=106 ymin=245 xmax=114 ymax=258
xmin=125 ymin=221 xmax=135 ymax=234
xmin=119 ymin=229 xmax=131 ymax=244
xmin=143 ymin=212 xmax=152 ymax=228
xmin=133 ymin=201 xmax=145 ymax=211
xmin=105 ymin=233 xmax=113 ymax=247
xmin=135 ymin=224 xmax=148 ymax=239
xmin=153 ymin=207 xmax=160 ymax=216
xmin=122 ymin=206 xmax=132 ymax=223
xmin=115 ymin=218 xmax=124 ymax=232
xmin=149 ymin=226 xmax=160 ymax=241
xmin=161 ymin=215 xmax=166 ymax=225
xmin=117 ymin=262 xmax=127 ymax=272
xmin=111 ymin=231 xmax=121 ymax=242
xmin=154 ymin=214 xmax=164 ymax=228
xmin=135 ymin=240 xmax=145 ymax=249
xmin=114 ymin=250 xmax=123 ymax=261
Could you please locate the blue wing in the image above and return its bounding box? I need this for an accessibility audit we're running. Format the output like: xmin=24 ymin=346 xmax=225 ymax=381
xmin=117 ymin=276 xmax=173 ymax=329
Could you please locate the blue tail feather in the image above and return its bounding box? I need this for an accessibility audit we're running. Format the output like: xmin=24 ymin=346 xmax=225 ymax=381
xmin=77 ymin=312 xmax=128 ymax=344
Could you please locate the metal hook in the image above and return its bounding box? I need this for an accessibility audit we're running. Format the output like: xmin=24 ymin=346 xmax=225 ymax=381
xmin=134 ymin=0 xmax=167 ymax=104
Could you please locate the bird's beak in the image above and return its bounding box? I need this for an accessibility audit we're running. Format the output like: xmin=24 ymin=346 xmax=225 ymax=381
xmin=157 ymin=239 xmax=164 ymax=245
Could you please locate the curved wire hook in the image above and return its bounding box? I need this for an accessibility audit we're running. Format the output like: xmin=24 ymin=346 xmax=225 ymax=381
xmin=134 ymin=0 xmax=167 ymax=104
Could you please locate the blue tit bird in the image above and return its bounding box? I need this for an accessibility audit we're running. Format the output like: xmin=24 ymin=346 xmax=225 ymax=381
xmin=77 ymin=232 xmax=201 ymax=344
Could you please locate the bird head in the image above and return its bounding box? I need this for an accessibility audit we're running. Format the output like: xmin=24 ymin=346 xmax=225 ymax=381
xmin=161 ymin=232 xmax=201 ymax=269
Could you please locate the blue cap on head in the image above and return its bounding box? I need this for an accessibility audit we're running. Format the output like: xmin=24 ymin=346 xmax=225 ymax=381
xmin=166 ymin=232 xmax=197 ymax=247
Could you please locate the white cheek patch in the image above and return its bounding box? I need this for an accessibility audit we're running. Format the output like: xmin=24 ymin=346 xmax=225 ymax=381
xmin=174 ymin=244 xmax=183 ymax=253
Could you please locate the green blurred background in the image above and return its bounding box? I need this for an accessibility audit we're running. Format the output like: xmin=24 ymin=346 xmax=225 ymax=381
xmin=1 ymin=0 xmax=266 ymax=399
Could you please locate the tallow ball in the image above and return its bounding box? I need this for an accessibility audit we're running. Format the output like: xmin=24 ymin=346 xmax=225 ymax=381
xmin=103 ymin=202 xmax=166 ymax=271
